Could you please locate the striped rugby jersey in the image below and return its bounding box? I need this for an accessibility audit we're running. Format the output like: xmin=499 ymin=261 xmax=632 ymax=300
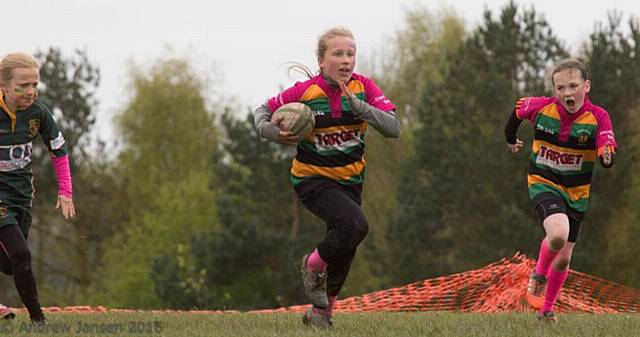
xmin=267 ymin=73 xmax=395 ymax=185
xmin=515 ymin=96 xmax=617 ymax=212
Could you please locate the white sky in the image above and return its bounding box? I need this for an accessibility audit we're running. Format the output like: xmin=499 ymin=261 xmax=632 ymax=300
xmin=4 ymin=0 xmax=638 ymax=145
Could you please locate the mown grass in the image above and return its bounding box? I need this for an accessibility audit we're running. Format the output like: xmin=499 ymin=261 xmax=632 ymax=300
xmin=0 ymin=311 xmax=638 ymax=337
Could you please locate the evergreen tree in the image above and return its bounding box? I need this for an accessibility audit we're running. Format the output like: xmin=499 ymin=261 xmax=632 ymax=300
xmin=361 ymin=8 xmax=466 ymax=290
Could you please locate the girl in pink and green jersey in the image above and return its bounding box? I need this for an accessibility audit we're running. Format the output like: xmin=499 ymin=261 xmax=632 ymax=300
xmin=504 ymin=59 xmax=617 ymax=322
xmin=254 ymin=27 xmax=399 ymax=328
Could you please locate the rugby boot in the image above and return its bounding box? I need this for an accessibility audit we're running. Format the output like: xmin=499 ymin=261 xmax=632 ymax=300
xmin=526 ymin=270 xmax=547 ymax=309
xmin=301 ymin=254 xmax=328 ymax=308
xmin=302 ymin=307 xmax=332 ymax=329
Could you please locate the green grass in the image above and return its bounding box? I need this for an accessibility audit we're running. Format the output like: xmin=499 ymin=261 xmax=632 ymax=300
xmin=1 ymin=312 xmax=638 ymax=337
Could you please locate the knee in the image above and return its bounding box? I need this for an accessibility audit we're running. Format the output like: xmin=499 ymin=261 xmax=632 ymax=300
xmin=554 ymin=256 xmax=571 ymax=270
xmin=544 ymin=214 xmax=569 ymax=250
xmin=341 ymin=208 xmax=369 ymax=247
xmin=548 ymin=236 xmax=567 ymax=251
xmin=10 ymin=247 xmax=32 ymax=271
xmin=350 ymin=214 xmax=369 ymax=246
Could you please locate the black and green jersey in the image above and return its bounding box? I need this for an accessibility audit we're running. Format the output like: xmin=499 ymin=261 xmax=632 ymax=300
xmin=0 ymin=97 xmax=68 ymax=201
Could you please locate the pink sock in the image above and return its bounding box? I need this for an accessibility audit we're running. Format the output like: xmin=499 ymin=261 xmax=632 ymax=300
xmin=541 ymin=268 xmax=568 ymax=313
xmin=535 ymin=239 xmax=559 ymax=276
xmin=307 ymin=249 xmax=327 ymax=272
xmin=327 ymin=295 xmax=337 ymax=316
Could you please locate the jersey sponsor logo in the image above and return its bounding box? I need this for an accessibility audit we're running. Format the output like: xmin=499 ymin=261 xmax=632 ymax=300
xmin=536 ymin=145 xmax=584 ymax=171
xmin=0 ymin=142 xmax=33 ymax=172
xmin=50 ymin=131 xmax=66 ymax=150
xmin=313 ymin=109 xmax=325 ymax=117
xmin=536 ymin=123 xmax=556 ymax=135
xmin=29 ymin=119 xmax=40 ymax=137
xmin=314 ymin=129 xmax=362 ymax=151
xmin=373 ymin=95 xmax=391 ymax=105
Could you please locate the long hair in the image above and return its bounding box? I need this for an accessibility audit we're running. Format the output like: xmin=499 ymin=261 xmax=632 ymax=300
xmin=285 ymin=62 xmax=316 ymax=80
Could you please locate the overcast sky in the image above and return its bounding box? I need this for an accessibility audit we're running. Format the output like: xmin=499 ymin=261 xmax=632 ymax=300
xmin=4 ymin=0 xmax=639 ymax=144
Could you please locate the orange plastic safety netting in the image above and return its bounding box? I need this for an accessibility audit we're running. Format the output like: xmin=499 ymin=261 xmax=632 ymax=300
xmin=19 ymin=252 xmax=639 ymax=314
xmin=255 ymin=252 xmax=640 ymax=314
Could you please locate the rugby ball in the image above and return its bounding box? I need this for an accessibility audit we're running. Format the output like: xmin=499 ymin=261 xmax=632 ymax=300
xmin=271 ymin=102 xmax=315 ymax=139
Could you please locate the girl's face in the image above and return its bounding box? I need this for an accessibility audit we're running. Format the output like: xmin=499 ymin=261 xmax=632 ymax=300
xmin=552 ymin=68 xmax=590 ymax=114
xmin=318 ymin=36 xmax=356 ymax=84
xmin=2 ymin=67 xmax=39 ymax=110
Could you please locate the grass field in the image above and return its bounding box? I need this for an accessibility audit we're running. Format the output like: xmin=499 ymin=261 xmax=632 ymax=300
xmin=1 ymin=311 xmax=638 ymax=337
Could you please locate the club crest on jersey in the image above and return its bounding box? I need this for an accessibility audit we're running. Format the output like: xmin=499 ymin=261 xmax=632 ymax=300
xmin=29 ymin=119 xmax=40 ymax=137
xmin=0 ymin=205 xmax=7 ymax=217
xmin=577 ymin=130 xmax=590 ymax=144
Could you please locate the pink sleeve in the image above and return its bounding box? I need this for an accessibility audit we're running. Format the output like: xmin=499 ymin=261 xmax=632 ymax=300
xmin=515 ymin=96 xmax=554 ymax=124
xmin=52 ymin=154 xmax=73 ymax=198
xmin=266 ymin=81 xmax=307 ymax=112
xmin=593 ymin=108 xmax=617 ymax=151
xmin=363 ymin=77 xmax=396 ymax=112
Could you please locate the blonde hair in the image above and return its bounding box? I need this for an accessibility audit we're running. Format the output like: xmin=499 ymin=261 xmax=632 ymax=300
xmin=286 ymin=62 xmax=316 ymax=79
xmin=287 ymin=27 xmax=356 ymax=79
xmin=0 ymin=52 xmax=39 ymax=85
xmin=316 ymin=26 xmax=355 ymax=59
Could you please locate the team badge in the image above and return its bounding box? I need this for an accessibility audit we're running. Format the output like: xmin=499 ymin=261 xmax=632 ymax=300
xmin=0 ymin=205 xmax=7 ymax=218
xmin=29 ymin=119 xmax=40 ymax=137
xmin=577 ymin=130 xmax=590 ymax=144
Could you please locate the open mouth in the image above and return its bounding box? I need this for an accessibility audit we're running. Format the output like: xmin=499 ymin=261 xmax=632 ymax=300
xmin=565 ymin=98 xmax=576 ymax=110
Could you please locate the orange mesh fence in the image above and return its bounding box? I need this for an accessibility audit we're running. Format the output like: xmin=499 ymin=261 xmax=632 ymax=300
xmin=12 ymin=253 xmax=640 ymax=314
xmin=256 ymin=252 xmax=640 ymax=314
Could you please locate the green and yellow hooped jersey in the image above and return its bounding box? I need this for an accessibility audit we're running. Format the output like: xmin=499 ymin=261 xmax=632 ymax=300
xmin=267 ymin=73 xmax=395 ymax=186
xmin=515 ymin=96 xmax=617 ymax=213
